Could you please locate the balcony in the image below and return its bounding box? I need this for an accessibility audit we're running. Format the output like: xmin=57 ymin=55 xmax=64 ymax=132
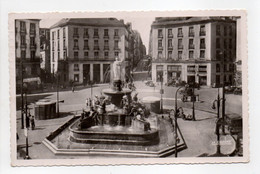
xmin=73 ymin=34 xmax=79 ymax=38
xmin=20 ymin=29 xmax=26 ymax=35
xmin=83 ymin=34 xmax=89 ymax=38
xmin=114 ymin=47 xmax=121 ymax=52
xmin=114 ymin=35 xmax=120 ymax=39
xmin=73 ymin=46 xmax=79 ymax=50
xmin=94 ymin=46 xmax=100 ymax=50
xmin=93 ymin=35 xmax=99 ymax=39
xmin=168 ymin=34 xmax=173 ymax=38
xmin=29 ymin=30 xmax=36 ymax=36
xmin=103 ymin=35 xmax=109 ymax=39
xmin=189 ymin=32 xmax=194 ymax=37
xmin=200 ymin=43 xmax=206 ymax=49
xmin=177 ymin=33 xmax=183 ymax=37
xmin=189 ymin=44 xmax=195 ymax=49
xmin=30 ymin=44 xmax=36 ymax=50
xmin=200 ymin=31 xmax=206 ymax=36
xmin=20 ymin=43 xmax=27 ymax=49
xmin=158 ymin=46 xmax=163 ymax=50
xmin=63 ymin=47 xmax=67 ymax=50
xmin=83 ymin=46 xmax=89 ymax=50
xmin=158 ymin=34 xmax=163 ymax=38
xmin=178 ymin=45 xmax=183 ymax=49
xmin=168 ymin=46 xmax=173 ymax=50
xmin=104 ymin=46 xmax=109 ymax=50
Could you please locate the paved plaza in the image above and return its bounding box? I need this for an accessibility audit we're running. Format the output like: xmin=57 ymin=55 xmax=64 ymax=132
xmin=16 ymin=80 xmax=241 ymax=159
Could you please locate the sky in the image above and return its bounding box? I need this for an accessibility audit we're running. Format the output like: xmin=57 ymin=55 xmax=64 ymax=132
xmin=40 ymin=16 xmax=156 ymax=53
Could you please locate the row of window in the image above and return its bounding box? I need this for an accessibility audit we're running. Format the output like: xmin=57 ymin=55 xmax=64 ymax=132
xmin=52 ymin=39 xmax=120 ymax=51
xmin=158 ymin=50 xmax=206 ymax=60
xmin=19 ymin=35 xmax=36 ymax=48
xmin=52 ymin=51 xmax=119 ymax=61
xmin=216 ymin=38 xmax=233 ymax=49
xmin=17 ymin=21 xmax=36 ymax=34
xmin=158 ymin=38 xmax=206 ymax=50
xmin=156 ymin=65 xmax=207 ymax=73
xmin=216 ymin=63 xmax=234 ymax=72
xmin=158 ymin=25 xmax=206 ymax=38
xmin=52 ymin=28 xmax=120 ymax=40
xmin=19 ymin=50 xmax=36 ymax=59
xmin=158 ymin=24 xmax=233 ymax=38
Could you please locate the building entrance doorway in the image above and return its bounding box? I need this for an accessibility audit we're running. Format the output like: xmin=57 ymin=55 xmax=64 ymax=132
xmin=83 ymin=64 xmax=90 ymax=84
xmin=93 ymin=64 xmax=100 ymax=83
xmin=199 ymin=76 xmax=207 ymax=86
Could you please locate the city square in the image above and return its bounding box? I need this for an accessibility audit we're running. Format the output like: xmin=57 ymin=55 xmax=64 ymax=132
xmin=13 ymin=15 xmax=244 ymax=162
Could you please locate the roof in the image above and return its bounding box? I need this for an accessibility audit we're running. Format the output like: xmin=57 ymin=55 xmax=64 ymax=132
xmin=151 ymin=17 xmax=236 ymax=28
xmin=50 ymin=18 xmax=126 ymax=29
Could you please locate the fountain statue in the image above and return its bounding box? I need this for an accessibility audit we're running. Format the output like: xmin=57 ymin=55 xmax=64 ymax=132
xmin=68 ymin=57 xmax=159 ymax=146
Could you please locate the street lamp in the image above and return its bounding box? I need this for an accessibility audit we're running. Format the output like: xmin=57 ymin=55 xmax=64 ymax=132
xmin=56 ymin=73 xmax=59 ymax=117
xmin=160 ymin=74 xmax=164 ymax=114
xmin=20 ymin=58 xmax=24 ymax=129
xmin=191 ymin=83 xmax=196 ymax=121
xmin=174 ymin=86 xmax=185 ymax=157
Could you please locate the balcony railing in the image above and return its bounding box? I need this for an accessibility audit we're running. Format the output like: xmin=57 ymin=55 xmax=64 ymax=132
xmin=73 ymin=46 xmax=79 ymax=50
xmin=168 ymin=46 xmax=173 ymax=50
xmin=103 ymin=35 xmax=109 ymax=39
xmin=114 ymin=47 xmax=121 ymax=51
xmin=168 ymin=34 xmax=173 ymax=38
xmin=104 ymin=46 xmax=109 ymax=50
xmin=178 ymin=45 xmax=183 ymax=49
xmin=29 ymin=30 xmax=36 ymax=35
xmin=189 ymin=32 xmax=194 ymax=37
xmin=158 ymin=46 xmax=163 ymax=50
xmin=200 ymin=43 xmax=206 ymax=49
xmin=30 ymin=44 xmax=36 ymax=50
xmin=94 ymin=46 xmax=100 ymax=50
xmin=83 ymin=46 xmax=89 ymax=50
xmin=177 ymin=33 xmax=183 ymax=37
xmin=73 ymin=34 xmax=79 ymax=38
xmin=200 ymin=31 xmax=206 ymax=36
xmin=158 ymin=35 xmax=163 ymax=38
xmin=83 ymin=34 xmax=89 ymax=38
xmin=93 ymin=35 xmax=99 ymax=39
xmin=114 ymin=35 xmax=120 ymax=39
xmin=20 ymin=43 xmax=27 ymax=49
xmin=189 ymin=44 xmax=195 ymax=49
xmin=20 ymin=29 xmax=26 ymax=35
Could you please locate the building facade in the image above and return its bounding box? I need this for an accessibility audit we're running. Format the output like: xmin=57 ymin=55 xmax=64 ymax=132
xmin=15 ymin=19 xmax=41 ymax=86
xmin=50 ymin=18 xmax=133 ymax=85
xmin=40 ymin=28 xmax=51 ymax=74
xmin=149 ymin=17 xmax=236 ymax=86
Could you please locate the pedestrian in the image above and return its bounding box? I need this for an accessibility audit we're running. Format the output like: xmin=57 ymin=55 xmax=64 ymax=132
xmin=30 ymin=115 xmax=35 ymax=130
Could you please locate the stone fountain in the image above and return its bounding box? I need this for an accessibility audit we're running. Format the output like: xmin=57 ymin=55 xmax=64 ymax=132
xmin=69 ymin=58 xmax=159 ymax=145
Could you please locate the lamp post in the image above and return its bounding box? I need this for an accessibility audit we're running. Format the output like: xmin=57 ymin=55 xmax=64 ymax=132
xmin=221 ymin=51 xmax=226 ymax=134
xmin=174 ymin=86 xmax=185 ymax=157
xmin=211 ymin=87 xmax=222 ymax=154
xmin=20 ymin=58 xmax=24 ymax=129
xmin=192 ymin=83 xmax=196 ymax=121
xmin=56 ymin=73 xmax=59 ymax=118
xmin=160 ymin=74 xmax=164 ymax=114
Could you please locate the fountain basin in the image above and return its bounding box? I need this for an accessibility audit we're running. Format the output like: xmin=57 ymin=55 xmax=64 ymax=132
xmin=69 ymin=119 xmax=159 ymax=145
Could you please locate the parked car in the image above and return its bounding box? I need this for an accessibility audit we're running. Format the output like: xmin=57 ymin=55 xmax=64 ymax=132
xmin=226 ymin=113 xmax=242 ymax=135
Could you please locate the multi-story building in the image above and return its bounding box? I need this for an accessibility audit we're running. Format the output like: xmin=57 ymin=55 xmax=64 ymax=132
xmin=40 ymin=28 xmax=51 ymax=75
xmin=50 ymin=18 xmax=132 ymax=85
xmin=15 ymin=19 xmax=41 ymax=87
xmin=149 ymin=17 xmax=236 ymax=86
